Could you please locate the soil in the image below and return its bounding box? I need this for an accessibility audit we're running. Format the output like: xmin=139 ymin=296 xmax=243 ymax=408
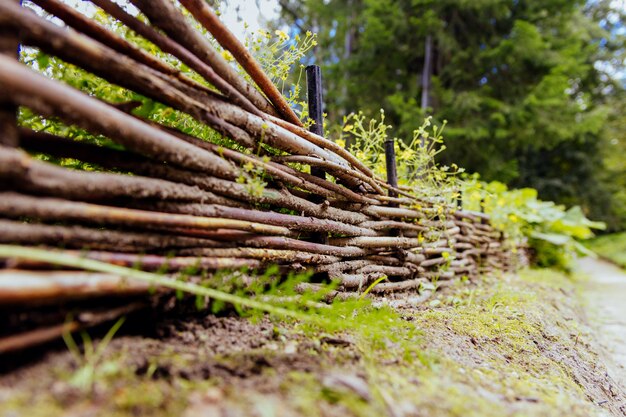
xmin=1 ymin=268 xmax=626 ymax=417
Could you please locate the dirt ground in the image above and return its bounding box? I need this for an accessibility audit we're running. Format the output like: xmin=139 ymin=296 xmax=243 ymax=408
xmin=578 ymin=258 xmax=626 ymax=390
xmin=1 ymin=267 xmax=625 ymax=417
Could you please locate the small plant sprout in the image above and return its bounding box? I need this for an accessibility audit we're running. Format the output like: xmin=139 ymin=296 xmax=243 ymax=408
xmin=62 ymin=317 xmax=125 ymax=392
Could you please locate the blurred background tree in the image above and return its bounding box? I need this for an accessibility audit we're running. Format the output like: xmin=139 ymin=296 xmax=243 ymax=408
xmin=275 ymin=0 xmax=626 ymax=231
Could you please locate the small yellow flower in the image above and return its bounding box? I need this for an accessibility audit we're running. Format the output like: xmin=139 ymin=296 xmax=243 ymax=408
xmin=220 ymin=50 xmax=233 ymax=62
xmin=243 ymin=161 xmax=255 ymax=172
xmin=275 ymin=29 xmax=289 ymax=42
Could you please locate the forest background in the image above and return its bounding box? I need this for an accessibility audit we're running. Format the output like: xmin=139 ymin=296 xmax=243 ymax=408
xmin=270 ymin=0 xmax=626 ymax=232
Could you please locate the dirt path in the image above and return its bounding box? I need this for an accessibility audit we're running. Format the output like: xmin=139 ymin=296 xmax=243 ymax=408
xmin=578 ymin=257 xmax=626 ymax=389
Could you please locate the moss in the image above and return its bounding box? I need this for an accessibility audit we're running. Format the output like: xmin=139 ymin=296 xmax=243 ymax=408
xmin=0 ymin=268 xmax=618 ymax=416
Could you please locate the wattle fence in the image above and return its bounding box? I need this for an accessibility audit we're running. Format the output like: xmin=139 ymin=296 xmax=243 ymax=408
xmin=0 ymin=0 xmax=522 ymax=353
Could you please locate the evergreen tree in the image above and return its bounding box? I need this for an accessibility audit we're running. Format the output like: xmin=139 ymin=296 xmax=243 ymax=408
xmin=277 ymin=0 xmax=626 ymax=229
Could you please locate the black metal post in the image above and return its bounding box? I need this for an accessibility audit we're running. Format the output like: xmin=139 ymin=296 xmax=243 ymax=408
xmin=385 ymin=138 xmax=402 ymax=237
xmin=306 ymin=65 xmax=325 ymax=180
xmin=306 ymin=65 xmax=328 ymax=245
xmin=384 ymin=139 xmax=398 ymax=198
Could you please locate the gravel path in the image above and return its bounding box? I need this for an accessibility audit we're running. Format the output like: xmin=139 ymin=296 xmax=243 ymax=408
xmin=578 ymin=257 xmax=626 ymax=389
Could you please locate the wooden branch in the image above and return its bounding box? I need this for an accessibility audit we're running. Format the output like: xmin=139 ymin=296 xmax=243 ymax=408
xmin=18 ymin=128 xmax=244 ymax=208
xmin=0 ymin=192 xmax=294 ymax=237
xmin=175 ymin=248 xmax=341 ymax=265
xmin=30 ymin=0 xmax=218 ymax=97
xmin=180 ymin=0 xmax=302 ymax=126
xmin=267 ymin=114 xmax=375 ymax=177
xmin=130 ymin=0 xmax=276 ymax=116
xmin=1 ymin=4 xmax=351 ymax=168
xmin=0 ymin=269 xmax=152 ymax=304
xmin=5 ymin=251 xmax=261 ymax=272
xmin=0 ymin=219 xmax=219 ymax=252
xmin=0 ymin=0 xmax=19 ymax=148
xmin=87 ymin=0 xmax=263 ymax=116
xmin=0 ymin=146 xmax=225 ymax=203
xmin=0 ymin=63 xmax=238 ymax=182
xmin=130 ymin=201 xmax=376 ymax=237
xmin=273 ymin=154 xmax=384 ymax=194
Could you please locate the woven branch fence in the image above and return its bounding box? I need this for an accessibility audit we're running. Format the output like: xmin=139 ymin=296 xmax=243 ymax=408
xmin=0 ymin=0 xmax=523 ymax=353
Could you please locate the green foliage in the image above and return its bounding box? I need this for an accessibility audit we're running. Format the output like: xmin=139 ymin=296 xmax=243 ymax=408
xmin=244 ymin=28 xmax=318 ymax=116
xmin=587 ymin=232 xmax=626 ymax=269
xmin=334 ymin=110 xmax=603 ymax=269
xmin=462 ymin=179 xmax=605 ymax=269
xmin=338 ymin=112 xmax=462 ymax=239
xmin=277 ymin=0 xmax=626 ymax=230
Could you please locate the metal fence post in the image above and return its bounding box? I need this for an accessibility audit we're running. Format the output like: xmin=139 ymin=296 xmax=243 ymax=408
xmin=306 ymin=65 xmax=325 ymax=180
xmin=385 ymin=138 xmax=402 ymax=237
xmin=306 ymin=65 xmax=328 ymax=245
xmin=384 ymin=139 xmax=398 ymax=198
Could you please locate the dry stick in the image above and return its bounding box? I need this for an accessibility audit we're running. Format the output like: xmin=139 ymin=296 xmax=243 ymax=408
xmin=178 ymin=235 xmax=368 ymax=257
xmin=356 ymin=265 xmax=415 ymax=276
xmin=368 ymin=278 xmax=428 ymax=294
xmin=0 ymin=146 xmax=224 ymax=203
xmin=332 ymin=272 xmax=386 ymax=289
xmin=18 ymin=128 xmax=244 ymax=208
xmin=132 ymin=201 xmax=377 ymax=237
xmin=365 ymin=194 xmax=416 ymax=207
xmin=0 ymin=219 xmax=220 ymax=252
xmin=0 ymin=270 xmax=152 ymax=304
xmin=5 ymin=251 xmax=260 ymax=272
xmin=0 ymin=0 xmax=19 ymax=148
xmin=267 ymin=115 xmax=374 ymax=178
xmin=316 ymin=260 xmax=376 ymax=273
xmin=179 ymin=0 xmax=301 ymax=126
xmin=0 ymin=192 xmax=294 ymax=237
xmin=130 ymin=0 xmax=276 ymax=117
xmin=267 ymin=161 xmax=378 ymax=204
xmin=85 ymin=0 xmax=264 ymax=117
xmin=122 ymin=160 xmax=370 ymax=224
xmin=29 ymin=137 xmax=371 ymax=225
xmin=328 ymin=236 xmax=428 ymax=249
xmin=103 ymin=105 xmax=356 ymax=204
xmin=362 ymin=205 xmax=426 ymax=220
xmin=0 ymin=64 xmax=239 ymax=183
xmin=30 ymin=0 xmax=225 ymax=103
xmin=273 ymin=155 xmax=384 ymax=195
xmin=3 ymin=5 xmax=347 ymax=168
xmin=149 ymin=120 xmax=353 ymax=203
xmin=175 ymin=231 xmax=370 ymax=258
xmin=0 ymin=3 xmax=256 ymax=151
xmin=18 ymin=129 xmax=374 ymax=234
xmin=0 ymin=302 xmax=145 ymax=354
xmin=359 ymin=220 xmax=426 ymax=232
xmin=175 ymin=248 xmax=341 ymax=265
